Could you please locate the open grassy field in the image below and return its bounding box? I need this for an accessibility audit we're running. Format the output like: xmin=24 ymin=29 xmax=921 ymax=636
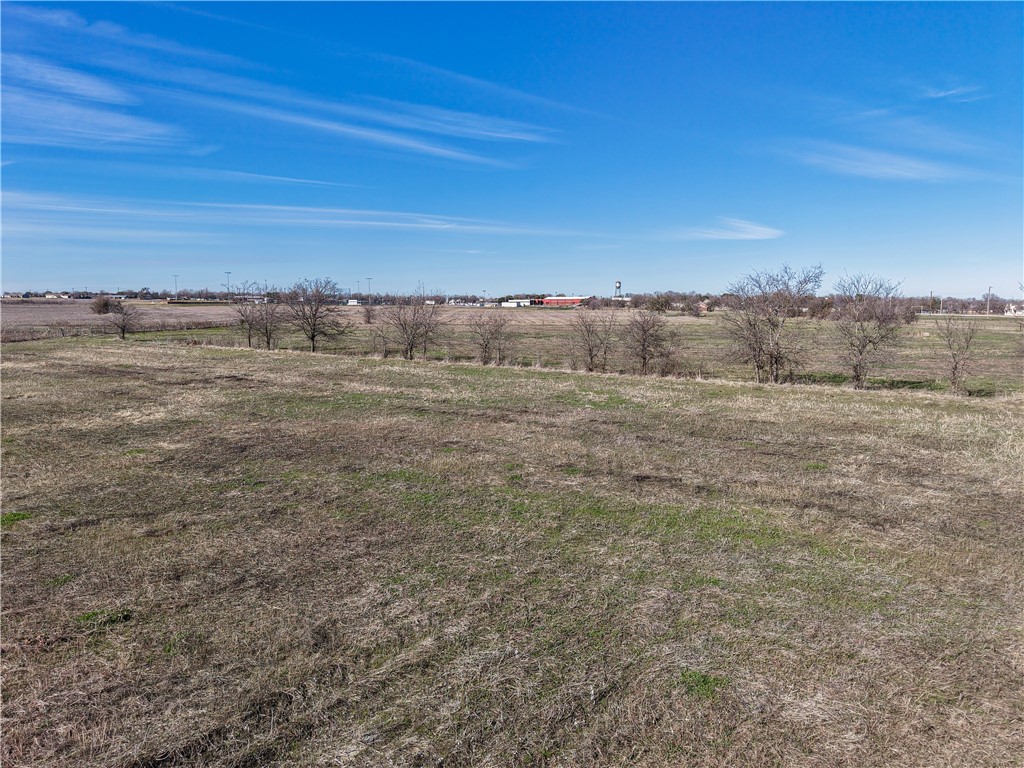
xmin=0 ymin=300 xmax=236 ymax=343
xmin=6 ymin=301 xmax=1019 ymax=394
xmin=2 ymin=336 xmax=1022 ymax=766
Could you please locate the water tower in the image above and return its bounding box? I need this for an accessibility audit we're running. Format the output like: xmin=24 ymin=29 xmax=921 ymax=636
xmin=614 ymin=280 xmax=623 ymax=299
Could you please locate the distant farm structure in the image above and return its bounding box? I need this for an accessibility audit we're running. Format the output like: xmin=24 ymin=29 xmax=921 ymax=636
xmin=542 ymin=296 xmax=590 ymax=307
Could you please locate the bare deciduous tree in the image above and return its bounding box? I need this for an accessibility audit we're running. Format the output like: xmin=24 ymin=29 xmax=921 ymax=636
xmin=471 ymin=312 xmax=516 ymax=365
xmin=621 ymin=309 xmax=669 ymax=375
xmin=934 ymin=317 xmax=979 ymax=394
xmin=107 ymin=301 xmax=142 ymax=339
xmin=362 ymin=301 xmax=376 ymax=325
xmin=233 ymin=281 xmax=260 ymax=348
xmin=568 ymin=310 xmax=618 ymax=372
xmin=720 ymin=263 xmax=824 ymax=383
xmin=254 ymin=284 xmax=285 ymax=349
xmin=830 ymin=273 xmax=912 ymax=389
xmin=285 ymin=278 xmax=352 ymax=353
xmin=380 ymin=289 xmax=447 ymax=360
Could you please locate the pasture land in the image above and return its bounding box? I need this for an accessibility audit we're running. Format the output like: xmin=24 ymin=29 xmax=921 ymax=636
xmin=2 ymin=337 xmax=1022 ymax=766
xmin=0 ymin=299 xmax=236 ymax=342
xmin=4 ymin=301 xmax=1020 ymax=394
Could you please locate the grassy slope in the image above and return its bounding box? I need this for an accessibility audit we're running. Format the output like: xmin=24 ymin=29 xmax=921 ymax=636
xmin=2 ymin=338 xmax=1022 ymax=767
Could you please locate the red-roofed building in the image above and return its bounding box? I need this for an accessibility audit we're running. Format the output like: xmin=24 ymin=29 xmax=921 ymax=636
xmin=542 ymin=296 xmax=590 ymax=307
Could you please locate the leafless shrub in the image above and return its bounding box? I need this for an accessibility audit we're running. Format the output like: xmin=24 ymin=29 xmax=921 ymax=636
xmin=90 ymin=295 xmax=115 ymax=315
xmin=233 ymin=281 xmax=260 ymax=348
xmin=106 ymin=301 xmax=142 ymax=339
xmin=254 ymin=289 xmax=285 ymax=350
xmin=720 ymin=263 xmax=824 ymax=383
xmin=380 ymin=289 xmax=447 ymax=360
xmin=470 ymin=313 xmax=516 ymax=365
xmin=285 ymin=278 xmax=352 ymax=353
xmin=621 ymin=309 xmax=670 ymax=375
xmin=934 ymin=316 xmax=980 ymax=394
xmin=567 ymin=310 xmax=618 ymax=372
xmin=362 ymin=302 xmax=376 ymax=325
xmin=830 ymin=273 xmax=912 ymax=388
xmin=236 ymin=282 xmax=286 ymax=350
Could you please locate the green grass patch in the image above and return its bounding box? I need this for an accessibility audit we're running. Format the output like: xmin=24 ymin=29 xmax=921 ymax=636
xmin=804 ymin=461 xmax=829 ymax=471
xmin=44 ymin=573 xmax=77 ymax=588
xmin=74 ymin=608 xmax=134 ymax=628
xmin=1 ymin=511 xmax=32 ymax=527
xmin=676 ymin=574 xmax=725 ymax=590
xmin=678 ymin=668 xmax=728 ymax=699
xmin=794 ymin=371 xmax=850 ymax=386
xmin=870 ymin=377 xmax=945 ymax=391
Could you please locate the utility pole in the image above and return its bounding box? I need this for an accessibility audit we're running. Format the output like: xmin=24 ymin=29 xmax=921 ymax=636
xmin=366 ymin=277 xmax=372 ymax=304
xmin=173 ymin=274 xmax=179 ymax=299
xmin=224 ymin=271 xmax=232 ymax=301
xmin=987 ymin=285 xmax=992 ymax=315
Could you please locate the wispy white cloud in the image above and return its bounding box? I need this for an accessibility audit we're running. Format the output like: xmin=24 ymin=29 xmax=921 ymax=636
xmin=72 ymin=51 xmax=547 ymax=163
xmin=3 ymin=5 xmax=558 ymax=165
xmin=839 ymin=107 xmax=982 ymax=154
xmin=161 ymin=3 xmax=284 ymax=34
xmin=789 ymin=142 xmax=965 ymax=181
xmin=160 ymin=2 xmax=593 ymax=119
xmin=186 ymin=168 xmax=354 ymax=187
xmin=175 ymin=92 xmax=505 ymax=166
xmin=1 ymin=86 xmax=183 ymax=150
xmin=2 ymin=53 xmax=136 ymax=104
xmin=4 ymin=191 xmax=579 ymax=237
xmin=375 ymin=53 xmax=599 ymax=117
xmin=184 ymin=202 xmax=569 ymax=235
xmin=345 ymin=98 xmax=555 ymax=143
xmin=918 ymin=84 xmax=987 ymax=103
xmin=114 ymin=54 xmax=553 ymax=151
xmin=2 ymin=190 xmax=196 ymax=218
xmin=2 ymin=221 xmax=222 ymax=243
xmin=672 ymin=217 xmax=784 ymax=241
xmin=3 ymin=4 xmax=245 ymax=66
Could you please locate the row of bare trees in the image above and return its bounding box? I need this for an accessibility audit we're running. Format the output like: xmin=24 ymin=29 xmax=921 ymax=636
xmin=233 ymin=278 xmax=352 ymax=353
xmin=101 ymin=270 xmax=988 ymax=394
xmin=233 ymin=280 xmax=453 ymax=361
xmin=224 ymin=269 xmax=989 ymax=393
xmin=719 ymin=264 xmax=986 ymax=392
xmin=567 ymin=309 xmax=687 ymax=375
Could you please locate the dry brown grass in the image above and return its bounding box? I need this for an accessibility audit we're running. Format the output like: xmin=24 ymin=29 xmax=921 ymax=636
xmin=0 ymin=300 xmax=236 ymax=342
xmin=4 ymin=302 xmax=1021 ymax=393
xmin=2 ymin=337 xmax=1022 ymax=767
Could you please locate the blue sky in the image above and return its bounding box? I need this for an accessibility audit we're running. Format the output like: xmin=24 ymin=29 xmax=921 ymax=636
xmin=2 ymin=2 xmax=1021 ymax=297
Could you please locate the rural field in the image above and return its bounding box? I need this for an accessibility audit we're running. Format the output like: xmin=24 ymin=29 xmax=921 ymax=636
xmin=0 ymin=300 xmax=238 ymax=343
xmin=5 ymin=300 xmax=1021 ymax=394
xmin=2 ymin=332 xmax=1022 ymax=766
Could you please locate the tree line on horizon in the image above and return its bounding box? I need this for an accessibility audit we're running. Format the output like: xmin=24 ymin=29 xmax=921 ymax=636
xmin=15 ymin=284 xmax=1021 ymax=317
xmin=89 ymin=268 xmax=1007 ymax=395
